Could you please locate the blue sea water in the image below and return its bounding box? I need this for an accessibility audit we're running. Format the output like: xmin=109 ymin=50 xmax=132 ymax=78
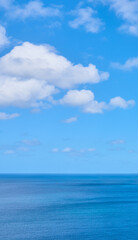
xmin=0 ymin=175 xmax=138 ymax=240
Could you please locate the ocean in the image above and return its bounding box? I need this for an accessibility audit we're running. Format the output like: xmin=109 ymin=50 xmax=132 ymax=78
xmin=0 ymin=174 xmax=138 ymax=240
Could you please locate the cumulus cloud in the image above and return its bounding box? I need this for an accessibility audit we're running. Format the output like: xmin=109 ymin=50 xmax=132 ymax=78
xmin=0 ymin=42 xmax=109 ymax=107
xmin=0 ymin=76 xmax=56 ymax=107
xmin=109 ymin=96 xmax=135 ymax=109
xmin=60 ymin=89 xmax=135 ymax=113
xmin=60 ymin=89 xmax=107 ymax=113
xmin=63 ymin=116 xmax=77 ymax=123
xmin=0 ymin=112 xmax=20 ymax=120
xmin=0 ymin=25 xmax=9 ymax=48
xmin=0 ymin=42 xmax=108 ymax=88
xmin=60 ymin=90 xmax=94 ymax=106
xmin=102 ymin=0 xmax=138 ymax=36
xmin=0 ymin=41 xmax=135 ymax=114
xmin=69 ymin=6 xmax=103 ymax=33
xmin=0 ymin=0 xmax=61 ymax=19
xmin=112 ymin=57 xmax=138 ymax=70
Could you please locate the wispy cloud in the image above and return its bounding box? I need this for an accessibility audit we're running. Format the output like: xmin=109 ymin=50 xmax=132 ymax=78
xmin=69 ymin=6 xmax=103 ymax=33
xmin=0 ymin=112 xmax=20 ymax=120
xmin=62 ymin=117 xmax=78 ymax=123
xmin=52 ymin=148 xmax=59 ymax=152
xmin=52 ymin=147 xmax=96 ymax=153
xmin=4 ymin=149 xmax=15 ymax=155
xmin=102 ymin=0 xmax=138 ymax=36
xmin=21 ymin=139 xmax=40 ymax=146
xmin=1 ymin=138 xmax=41 ymax=155
xmin=112 ymin=57 xmax=138 ymax=70
xmin=110 ymin=139 xmax=125 ymax=145
xmin=88 ymin=148 xmax=96 ymax=152
xmin=0 ymin=0 xmax=61 ymax=19
xmin=0 ymin=25 xmax=9 ymax=48
xmin=62 ymin=147 xmax=72 ymax=153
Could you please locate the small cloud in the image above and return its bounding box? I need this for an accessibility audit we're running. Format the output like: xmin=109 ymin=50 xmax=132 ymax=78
xmin=4 ymin=150 xmax=15 ymax=155
xmin=48 ymin=21 xmax=61 ymax=29
xmin=128 ymin=150 xmax=138 ymax=154
xmin=30 ymin=108 xmax=41 ymax=114
xmin=60 ymin=89 xmax=135 ymax=114
xmin=111 ymin=57 xmax=138 ymax=71
xmin=18 ymin=146 xmax=29 ymax=152
xmin=110 ymin=139 xmax=125 ymax=145
xmin=80 ymin=149 xmax=86 ymax=153
xmin=101 ymin=0 xmax=138 ymax=36
xmin=69 ymin=6 xmax=104 ymax=33
xmin=80 ymin=148 xmax=96 ymax=153
xmin=88 ymin=148 xmax=96 ymax=152
xmin=0 ymin=112 xmax=20 ymax=120
xmin=21 ymin=139 xmax=40 ymax=146
xmin=52 ymin=148 xmax=59 ymax=152
xmin=109 ymin=97 xmax=135 ymax=109
xmin=62 ymin=147 xmax=72 ymax=152
xmin=60 ymin=90 xmax=135 ymax=114
xmin=4 ymin=1 xmax=61 ymax=20
xmin=62 ymin=117 xmax=77 ymax=123
xmin=0 ymin=25 xmax=9 ymax=48
xmin=98 ymin=55 xmax=104 ymax=60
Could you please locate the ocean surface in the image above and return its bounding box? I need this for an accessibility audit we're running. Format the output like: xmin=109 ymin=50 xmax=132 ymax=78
xmin=0 ymin=175 xmax=138 ymax=240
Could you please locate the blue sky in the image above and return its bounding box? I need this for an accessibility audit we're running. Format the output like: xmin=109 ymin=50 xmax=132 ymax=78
xmin=0 ymin=0 xmax=138 ymax=173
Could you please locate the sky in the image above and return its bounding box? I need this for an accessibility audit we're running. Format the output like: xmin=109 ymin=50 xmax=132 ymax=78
xmin=0 ymin=0 xmax=138 ymax=174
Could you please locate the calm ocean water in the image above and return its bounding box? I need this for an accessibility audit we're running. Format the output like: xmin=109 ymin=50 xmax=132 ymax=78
xmin=0 ymin=175 xmax=138 ymax=240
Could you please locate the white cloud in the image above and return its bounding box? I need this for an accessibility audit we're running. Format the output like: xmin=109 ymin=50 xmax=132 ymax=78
xmin=10 ymin=1 xmax=61 ymax=19
xmin=62 ymin=147 xmax=72 ymax=152
xmin=52 ymin=147 xmax=96 ymax=153
xmin=0 ymin=41 xmax=135 ymax=114
xmin=60 ymin=89 xmax=106 ymax=113
xmin=0 ymin=76 xmax=56 ymax=107
xmin=63 ymin=117 xmax=77 ymax=123
xmin=4 ymin=150 xmax=15 ymax=155
xmin=30 ymin=108 xmax=41 ymax=114
xmin=21 ymin=139 xmax=40 ymax=146
xmin=69 ymin=6 xmax=103 ymax=33
xmin=0 ymin=42 xmax=109 ymax=107
xmin=84 ymin=100 xmax=107 ymax=113
xmin=88 ymin=148 xmax=96 ymax=152
xmin=52 ymin=148 xmax=59 ymax=152
xmin=109 ymin=96 xmax=135 ymax=109
xmin=112 ymin=57 xmax=138 ymax=70
xmin=0 ymin=137 xmax=40 ymax=155
xmin=60 ymin=90 xmax=94 ymax=106
xmin=0 ymin=25 xmax=9 ymax=48
xmin=0 ymin=112 xmax=19 ymax=120
xmin=111 ymin=139 xmax=125 ymax=145
xmin=0 ymin=0 xmax=12 ymax=9
xmin=103 ymin=0 xmax=138 ymax=36
xmin=0 ymin=0 xmax=61 ymax=19
xmin=60 ymin=89 xmax=135 ymax=113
